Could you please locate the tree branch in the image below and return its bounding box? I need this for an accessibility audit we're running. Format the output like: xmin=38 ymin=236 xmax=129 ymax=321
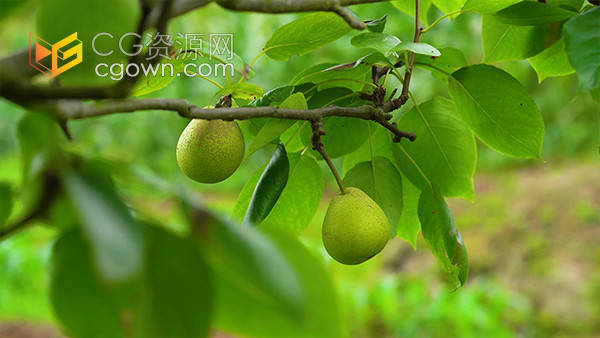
xmin=332 ymin=4 xmax=366 ymax=30
xmin=215 ymin=0 xmax=386 ymax=13
xmin=39 ymin=97 xmax=416 ymax=142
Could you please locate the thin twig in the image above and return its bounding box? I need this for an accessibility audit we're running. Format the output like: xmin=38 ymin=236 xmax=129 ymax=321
xmin=400 ymin=0 xmax=422 ymax=102
xmin=332 ymin=4 xmax=366 ymax=30
xmin=0 ymin=175 xmax=60 ymax=241
xmin=310 ymin=119 xmax=347 ymax=194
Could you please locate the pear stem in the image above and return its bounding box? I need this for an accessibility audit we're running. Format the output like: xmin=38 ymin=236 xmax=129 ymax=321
xmin=310 ymin=119 xmax=347 ymax=194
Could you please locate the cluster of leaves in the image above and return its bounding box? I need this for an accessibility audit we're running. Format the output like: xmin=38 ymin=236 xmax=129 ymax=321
xmin=1 ymin=1 xmax=599 ymax=337
xmin=3 ymin=113 xmax=341 ymax=338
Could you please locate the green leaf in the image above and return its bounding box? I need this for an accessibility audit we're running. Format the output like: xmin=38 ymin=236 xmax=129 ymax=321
xmin=343 ymin=122 xmax=395 ymax=176
xmin=264 ymin=12 xmax=352 ymax=61
xmin=263 ymin=231 xmax=342 ymax=337
xmin=392 ymin=0 xmax=433 ymax=25
xmin=321 ymin=53 xmax=393 ymax=73
xmin=301 ymin=116 xmax=370 ymax=159
xmin=17 ymin=113 xmax=65 ymax=182
xmin=244 ymin=143 xmax=290 ymax=225
xmin=198 ymin=214 xmax=304 ymax=314
xmin=291 ymin=62 xmax=371 ymax=92
xmin=449 ymin=65 xmax=545 ymax=159
xmin=214 ymin=230 xmax=341 ymax=338
xmin=433 ymin=0 xmax=467 ymax=13
xmin=343 ymin=157 xmax=403 ymax=236
xmin=218 ymin=82 xmax=265 ymax=100
xmin=393 ymin=97 xmax=476 ymax=199
xmin=493 ymin=2 xmax=576 ymax=26
xmin=393 ymin=42 xmax=441 ymax=57
xmin=482 ymin=15 xmax=556 ymax=63
xmin=280 ymin=122 xmax=309 ymax=152
xmin=50 ymin=230 xmax=124 ymax=338
xmin=397 ymin=175 xmax=421 ymax=248
xmin=64 ymin=167 xmax=143 ymax=283
xmin=351 ymin=32 xmax=402 ymax=56
xmin=418 ymin=186 xmax=469 ymax=288
xmin=365 ymin=15 xmax=388 ymax=33
xmin=233 ymin=164 xmax=266 ymax=223
xmin=246 ymin=93 xmax=307 ymax=156
xmin=463 ymin=0 xmax=521 ymax=14
xmin=0 ymin=184 xmax=13 ymax=226
xmin=51 ymin=227 xmax=213 ymax=338
xmin=307 ymin=87 xmax=362 ymax=109
xmin=551 ymin=0 xmax=584 ymax=11
xmin=528 ymin=37 xmax=575 ymax=82
xmin=134 ymin=226 xmax=212 ymax=338
xmin=260 ymin=153 xmax=324 ymax=235
xmin=414 ymin=47 xmax=468 ymax=79
xmin=591 ymin=88 xmax=600 ymax=104
xmin=254 ymin=86 xmax=295 ymax=107
xmin=564 ymin=7 xmax=600 ymax=91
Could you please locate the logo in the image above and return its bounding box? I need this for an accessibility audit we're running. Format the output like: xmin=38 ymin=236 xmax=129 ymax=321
xmin=29 ymin=32 xmax=83 ymax=77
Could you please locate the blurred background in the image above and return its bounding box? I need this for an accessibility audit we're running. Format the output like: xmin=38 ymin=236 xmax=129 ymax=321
xmin=1 ymin=1 xmax=599 ymax=337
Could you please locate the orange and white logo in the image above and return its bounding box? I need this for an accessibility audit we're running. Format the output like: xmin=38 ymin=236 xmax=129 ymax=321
xmin=29 ymin=32 xmax=83 ymax=77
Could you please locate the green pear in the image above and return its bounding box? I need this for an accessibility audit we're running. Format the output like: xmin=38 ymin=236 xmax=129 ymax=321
xmin=176 ymin=119 xmax=245 ymax=183
xmin=322 ymin=187 xmax=390 ymax=265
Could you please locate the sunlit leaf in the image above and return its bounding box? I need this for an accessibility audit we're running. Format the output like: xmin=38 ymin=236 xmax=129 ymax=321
xmin=218 ymin=82 xmax=265 ymax=100
xmin=463 ymin=0 xmax=521 ymax=14
xmin=393 ymin=97 xmax=476 ymax=199
xmin=264 ymin=12 xmax=352 ymax=61
xmin=528 ymin=37 xmax=575 ymax=82
xmin=291 ymin=62 xmax=371 ymax=92
xmin=432 ymin=0 xmax=467 ymax=13
xmin=414 ymin=47 xmax=468 ymax=80
xmin=253 ymin=86 xmax=294 ymax=107
xmin=564 ymin=7 xmax=600 ymax=91
xmin=393 ymin=42 xmax=441 ymax=57
xmin=418 ymin=186 xmax=468 ymax=288
xmin=351 ymin=32 xmax=402 ymax=56
xmin=482 ymin=16 xmax=556 ymax=63
xmin=246 ymin=93 xmax=307 ymax=156
xmin=493 ymin=2 xmax=576 ymax=26
xmin=397 ymin=174 xmax=421 ymax=248
xmin=449 ymin=65 xmax=545 ymax=159
xmin=260 ymin=153 xmax=324 ymax=235
xmin=391 ymin=0 xmax=433 ymax=25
